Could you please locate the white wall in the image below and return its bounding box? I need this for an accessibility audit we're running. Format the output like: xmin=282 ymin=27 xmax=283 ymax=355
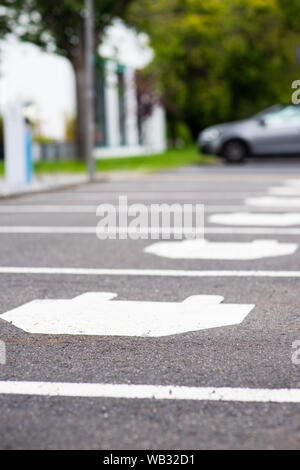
xmin=124 ymin=67 xmax=139 ymax=147
xmin=142 ymin=105 xmax=167 ymax=154
xmin=0 ymin=39 xmax=75 ymax=140
xmin=104 ymin=60 xmax=120 ymax=147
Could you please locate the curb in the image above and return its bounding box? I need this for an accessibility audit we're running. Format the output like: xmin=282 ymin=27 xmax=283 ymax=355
xmin=0 ymin=176 xmax=107 ymax=200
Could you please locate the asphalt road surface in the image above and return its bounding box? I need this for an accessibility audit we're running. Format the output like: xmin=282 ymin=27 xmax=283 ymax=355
xmin=0 ymin=160 xmax=300 ymax=450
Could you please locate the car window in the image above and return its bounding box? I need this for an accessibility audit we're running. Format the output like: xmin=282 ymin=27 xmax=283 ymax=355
xmin=264 ymin=106 xmax=300 ymax=127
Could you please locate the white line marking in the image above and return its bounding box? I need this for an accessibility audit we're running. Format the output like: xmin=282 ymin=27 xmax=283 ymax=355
xmin=209 ymin=212 xmax=300 ymax=227
xmin=246 ymin=196 xmax=300 ymax=207
xmin=0 ymin=226 xmax=98 ymax=233
xmin=204 ymin=206 xmax=300 ymax=213
xmin=74 ymin=187 xmax=265 ymax=193
xmin=145 ymin=239 xmax=298 ymax=260
xmin=0 ymin=381 xmax=299 ymax=403
xmin=44 ymin=192 xmax=257 ymax=201
xmin=0 ymin=205 xmax=97 ymax=213
xmin=205 ymin=227 xmax=300 ymax=234
xmin=284 ymin=179 xmax=300 ymax=186
xmin=269 ymin=187 xmax=300 ymax=196
xmin=0 ymin=205 xmax=297 ymax=214
xmin=0 ymin=226 xmax=300 ymax=235
xmin=1 ymin=293 xmax=253 ymax=336
xmin=1 ymin=267 xmax=300 ymax=277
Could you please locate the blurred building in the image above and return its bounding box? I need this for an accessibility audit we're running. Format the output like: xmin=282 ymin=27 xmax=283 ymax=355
xmin=0 ymin=20 xmax=166 ymax=160
xmin=93 ymin=58 xmax=166 ymax=158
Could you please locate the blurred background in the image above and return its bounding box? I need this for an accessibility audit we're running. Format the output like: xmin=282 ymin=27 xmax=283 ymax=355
xmin=0 ymin=0 xmax=300 ymax=177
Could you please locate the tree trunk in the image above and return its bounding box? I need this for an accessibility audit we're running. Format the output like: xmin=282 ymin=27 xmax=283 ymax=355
xmin=70 ymin=29 xmax=88 ymax=161
xmin=73 ymin=63 xmax=87 ymax=160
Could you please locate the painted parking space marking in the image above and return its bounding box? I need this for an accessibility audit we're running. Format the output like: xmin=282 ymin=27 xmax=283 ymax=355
xmin=144 ymin=239 xmax=298 ymax=260
xmin=209 ymin=212 xmax=300 ymax=226
xmin=1 ymin=266 xmax=300 ymax=277
xmin=0 ymin=205 xmax=299 ymax=214
xmin=0 ymin=381 xmax=299 ymax=403
xmin=0 ymin=293 xmax=254 ymax=337
xmin=205 ymin=227 xmax=300 ymax=234
xmin=284 ymin=179 xmax=300 ymax=186
xmin=0 ymin=205 xmax=98 ymax=213
xmin=74 ymin=188 xmax=264 ymax=194
xmin=269 ymin=187 xmax=300 ymax=196
xmin=246 ymin=196 xmax=300 ymax=207
xmin=42 ymin=191 xmax=258 ymax=201
xmin=2 ymin=226 xmax=300 ymax=235
xmin=204 ymin=205 xmax=300 ymax=212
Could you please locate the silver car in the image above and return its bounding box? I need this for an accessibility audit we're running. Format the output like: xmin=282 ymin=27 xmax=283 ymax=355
xmin=198 ymin=105 xmax=300 ymax=163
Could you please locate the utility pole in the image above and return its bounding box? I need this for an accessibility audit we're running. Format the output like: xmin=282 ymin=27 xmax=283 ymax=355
xmin=85 ymin=0 xmax=95 ymax=181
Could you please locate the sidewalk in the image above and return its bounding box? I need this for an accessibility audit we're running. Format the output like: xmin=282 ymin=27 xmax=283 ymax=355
xmin=0 ymin=174 xmax=89 ymax=198
xmin=0 ymin=171 xmax=150 ymax=198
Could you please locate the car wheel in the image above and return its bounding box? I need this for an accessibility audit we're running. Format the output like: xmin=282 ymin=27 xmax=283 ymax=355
xmin=222 ymin=140 xmax=248 ymax=164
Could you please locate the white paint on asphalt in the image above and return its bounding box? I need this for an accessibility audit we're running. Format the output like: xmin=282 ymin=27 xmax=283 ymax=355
xmin=205 ymin=227 xmax=300 ymax=234
xmin=0 ymin=205 xmax=98 ymax=213
xmin=209 ymin=212 xmax=300 ymax=226
xmin=0 ymin=205 xmax=298 ymax=214
xmin=74 ymin=187 xmax=264 ymax=193
xmin=0 ymin=381 xmax=299 ymax=403
xmin=0 ymin=205 xmax=261 ymax=214
xmin=0 ymin=226 xmax=98 ymax=233
xmin=1 ymin=226 xmax=300 ymax=235
xmin=45 ymin=191 xmax=257 ymax=200
xmin=204 ymin=206 xmax=300 ymax=213
xmin=0 ymin=292 xmax=254 ymax=336
xmin=144 ymin=239 xmax=298 ymax=260
xmin=268 ymin=187 xmax=300 ymax=196
xmin=284 ymin=179 xmax=300 ymax=186
xmin=1 ymin=266 xmax=300 ymax=277
xmin=246 ymin=196 xmax=300 ymax=207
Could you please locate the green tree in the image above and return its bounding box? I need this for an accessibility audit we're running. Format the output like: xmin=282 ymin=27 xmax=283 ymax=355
xmin=0 ymin=0 xmax=134 ymax=158
xmin=130 ymin=0 xmax=299 ymax=139
xmin=277 ymin=0 xmax=300 ymax=32
xmin=222 ymin=0 xmax=296 ymax=119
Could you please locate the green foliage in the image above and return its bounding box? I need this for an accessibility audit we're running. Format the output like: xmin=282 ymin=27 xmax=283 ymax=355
xmin=30 ymin=147 xmax=216 ymax=174
xmin=130 ymin=0 xmax=300 ymax=137
xmin=1 ymin=0 xmax=299 ymax=144
xmin=277 ymin=0 xmax=300 ymax=33
xmin=64 ymin=114 xmax=76 ymax=142
xmin=33 ymin=135 xmax=54 ymax=144
xmin=167 ymin=121 xmax=193 ymax=146
xmin=0 ymin=1 xmax=134 ymax=60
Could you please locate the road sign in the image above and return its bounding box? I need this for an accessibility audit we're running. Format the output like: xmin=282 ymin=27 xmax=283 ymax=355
xmin=145 ymin=239 xmax=298 ymax=260
xmin=0 ymin=293 xmax=255 ymax=337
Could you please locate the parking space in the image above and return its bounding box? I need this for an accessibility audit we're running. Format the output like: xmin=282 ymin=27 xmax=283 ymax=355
xmin=0 ymin=163 xmax=300 ymax=449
